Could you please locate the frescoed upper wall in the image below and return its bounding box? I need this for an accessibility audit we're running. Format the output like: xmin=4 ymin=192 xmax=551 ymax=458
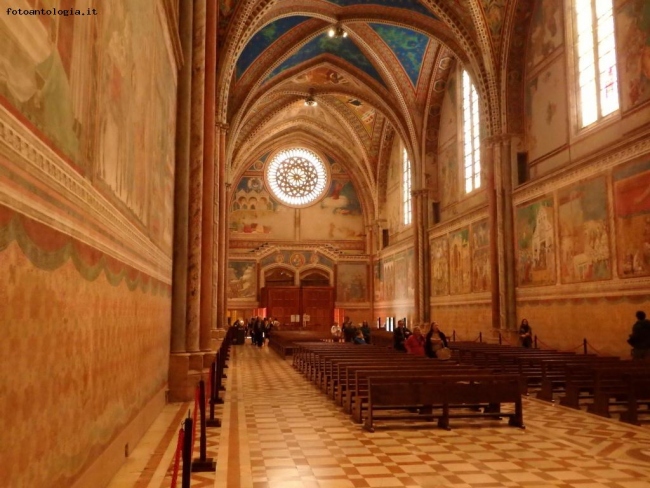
xmin=229 ymin=151 xmax=366 ymax=243
xmin=616 ymin=0 xmax=650 ymax=112
xmin=0 ymin=0 xmax=176 ymax=253
xmin=526 ymin=0 xmax=564 ymax=72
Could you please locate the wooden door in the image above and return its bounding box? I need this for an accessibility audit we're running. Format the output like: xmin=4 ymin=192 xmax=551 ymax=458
xmin=262 ymin=287 xmax=299 ymax=326
xmin=301 ymin=287 xmax=334 ymax=330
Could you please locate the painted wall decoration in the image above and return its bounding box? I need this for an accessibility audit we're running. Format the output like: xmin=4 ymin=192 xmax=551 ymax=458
xmin=480 ymin=0 xmax=507 ymax=39
xmin=616 ymin=0 xmax=650 ymax=111
xmin=526 ymin=0 xmax=564 ymax=71
xmin=439 ymin=141 xmax=458 ymax=207
xmin=228 ymin=261 xmax=257 ymax=299
xmin=614 ymin=159 xmax=650 ymax=278
xmin=525 ymin=57 xmax=568 ymax=162
xmin=431 ymin=236 xmax=450 ymax=296
xmin=236 ymin=16 xmax=310 ymax=79
xmin=449 ymin=228 xmax=471 ymax=294
xmin=516 ymin=197 xmax=556 ymax=286
xmin=0 ymin=206 xmax=170 ymax=488
xmin=301 ymin=179 xmax=365 ymax=240
xmin=337 ymin=263 xmax=368 ymax=302
xmin=219 ymin=0 xmax=238 ymax=35
xmin=293 ymin=66 xmax=357 ymax=87
xmin=471 ymin=220 xmax=491 ymax=292
xmin=266 ymin=34 xmax=386 ymax=87
xmin=558 ymin=177 xmax=611 ymax=283
xmin=334 ymin=95 xmax=377 ymax=136
xmin=369 ymin=24 xmax=429 ymax=87
xmin=94 ymin=0 xmax=176 ymax=250
xmin=437 ymin=69 xmax=457 ymax=145
xmin=229 ymin=176 xmax=295 ymax=239
xmin=386 ymin=143 xmax=402 ymax=236
xmin=260 ymin=250 xmax=334 ymax=270
xmin=323 ymin=0 xmax=438 ymax=19
xmin=0 ymin=2 xmax=81 ymax=161
xmin=374 ymin=250 xmax=412 ymax=303
xmin=0 ymin=1 xmax=176 ymax=254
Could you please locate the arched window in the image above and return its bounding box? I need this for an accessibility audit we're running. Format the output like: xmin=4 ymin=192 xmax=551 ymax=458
xmin=462 ymin=70 xmax=481 ymax=194
xmin=573 ymin=0 xmax=619 ymax=127
xmin=402 ymin=147 xmax=412 ymax=225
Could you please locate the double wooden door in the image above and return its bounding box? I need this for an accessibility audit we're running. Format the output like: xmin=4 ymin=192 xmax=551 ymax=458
xmin=261 ymin=286 xmax=334 ymax=329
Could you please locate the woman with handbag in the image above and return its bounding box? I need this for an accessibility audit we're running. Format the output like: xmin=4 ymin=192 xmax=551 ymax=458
xmin=425 ymin=322 xmax=451 ymax=360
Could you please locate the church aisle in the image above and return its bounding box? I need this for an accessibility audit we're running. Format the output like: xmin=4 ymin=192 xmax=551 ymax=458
xmin=110 ymin=341 xmax=650 ymax=488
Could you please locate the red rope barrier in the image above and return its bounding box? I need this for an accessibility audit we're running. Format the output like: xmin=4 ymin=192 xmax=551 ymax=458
xmin=170 ymin=427 xmax=184 ymax=488
xmin=585 ymin=340 xmax=604 ymax=355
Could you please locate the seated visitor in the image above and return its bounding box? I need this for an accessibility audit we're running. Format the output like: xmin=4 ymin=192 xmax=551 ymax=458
xmin=404 ymin=326 xmax=425 ymax=356
xmin=425 ymin=322 xmax=450 ymax=359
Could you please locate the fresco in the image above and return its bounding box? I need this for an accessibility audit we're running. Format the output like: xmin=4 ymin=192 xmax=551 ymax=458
xmin=0 ymin=0 xmax=176 ymax=252
xmin=369 ymin=24 xmax=429 ymax=87
xmin=292 ymin=66 xmax=356 ymax=87
xmin=219 ymin=0 xmax=238 ymax=35
xmin=558 ymin=177 xmax=611 ymax=283
xmin=247 ymin=153 xmax=269 ymax=172
xmin=431 ymin=236 xmax=450 ymax=296
xmin=228 ymin=261 xmax=257 ymax=299
xmin=301 ymin=179 xmax=365 ymax=240
xmin=439 ymin=141 xmax=458 ymax=207
xmin=324 ymin=0 xmax=438 ymax=19
xmin=260 ymin=250 xmax=334 ymax=270
xmin=525 ymin=57 xmax=568 ymax=162
xmin=337 ymin=263 xmax=368 ymax=302
xmin=449 ymin=228 xmax=471 ymax=294
xmin=616 ymin=0 xmax=650 ymax=111
xmin=480 ymin=0 xmax=507 ymax=38
xmin=614 ymin=159 xmax=650 ymax=278
xmin=229 ymin=177 xmax=295 ymax=239
xmin=266 ymin=33 xmax=386 ymax=87
xmin=373 ymin=261 xmax=382 ymax=301
xmin=334 ymin=95 xmax=376 ymax=136
xmin=516 ymin=197 xmax=556 ymax=286
xmin=386 ymin=146 xmax=402 ymax=236
xmin=0 ymin=1 xmax=81 ymax=160
xmin=526 ymin=0 xmax=563 ymax=70
xmin=236 ymin=16 xmax=310 ymax=79
xmin=438 ymin=70 xmax=457 ymax=144
xmin=471 ymin=220 xmax=491 ymax=292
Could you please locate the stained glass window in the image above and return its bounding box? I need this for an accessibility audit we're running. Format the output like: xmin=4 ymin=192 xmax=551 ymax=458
xmin=266 ymin=148 xmax=328 ymax=207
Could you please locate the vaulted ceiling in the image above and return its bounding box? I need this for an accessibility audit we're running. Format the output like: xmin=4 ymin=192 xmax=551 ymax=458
xmin=216 ymin=0 xmax=531 ymax=215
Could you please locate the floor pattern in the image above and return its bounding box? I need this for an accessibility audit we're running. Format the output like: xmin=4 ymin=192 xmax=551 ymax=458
xmin=108 ymin=341 xmax=650 ymax=488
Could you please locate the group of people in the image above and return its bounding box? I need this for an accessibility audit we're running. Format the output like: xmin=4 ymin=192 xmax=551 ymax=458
xmin=331 ymin=317 xmax=371 ymax=344
xmin=393 ymin=320 xmax=451 ymax=359
xmin=235 ymin=316 xmax=277 ymax=347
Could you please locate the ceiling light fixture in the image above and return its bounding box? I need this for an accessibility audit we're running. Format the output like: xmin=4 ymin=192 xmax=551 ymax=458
xmin=304 ymin=88 xmax=317 ymax=107
xmin=327 ymin=25 xmax=348 ymax=38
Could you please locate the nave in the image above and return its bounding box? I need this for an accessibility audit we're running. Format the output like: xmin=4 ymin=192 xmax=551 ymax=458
xmin=108 ymin=343 xmax=650 ymax=488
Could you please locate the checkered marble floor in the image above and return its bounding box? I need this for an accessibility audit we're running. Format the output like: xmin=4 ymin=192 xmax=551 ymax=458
xmin=110 ymin=341 xmax=650 ymax=488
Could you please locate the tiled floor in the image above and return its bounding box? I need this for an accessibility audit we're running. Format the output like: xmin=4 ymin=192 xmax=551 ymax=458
xmin=108 ymin=341 xmax=650 ymax=488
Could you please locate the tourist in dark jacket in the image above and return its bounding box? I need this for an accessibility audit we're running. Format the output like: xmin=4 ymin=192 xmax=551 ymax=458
xmin=628 ymin=310 xmax=650 ymax=360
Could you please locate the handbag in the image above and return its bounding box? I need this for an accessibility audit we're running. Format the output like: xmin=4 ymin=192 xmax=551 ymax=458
xmin=435 ymin=347 xmax=451 ymax=360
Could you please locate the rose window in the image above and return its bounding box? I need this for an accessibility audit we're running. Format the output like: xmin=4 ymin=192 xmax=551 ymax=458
xmin=266 ymin=148 xmax=328 ymax=207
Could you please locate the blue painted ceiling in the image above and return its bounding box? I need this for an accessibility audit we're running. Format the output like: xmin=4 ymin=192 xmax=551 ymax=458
xmin=370 ymin=24 xmax=429 ymax=87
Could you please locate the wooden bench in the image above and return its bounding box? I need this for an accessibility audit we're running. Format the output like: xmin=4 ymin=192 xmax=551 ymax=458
xmin=363 ymin=374 xmax=524 ymax=432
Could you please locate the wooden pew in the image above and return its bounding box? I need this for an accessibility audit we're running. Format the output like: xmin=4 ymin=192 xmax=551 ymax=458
xmin=363 ymin=374 xmax=524 ymax=432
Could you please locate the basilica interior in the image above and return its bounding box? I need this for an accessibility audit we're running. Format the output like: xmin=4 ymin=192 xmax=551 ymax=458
xmin=1 ymin=0 xmax=650 ymax=487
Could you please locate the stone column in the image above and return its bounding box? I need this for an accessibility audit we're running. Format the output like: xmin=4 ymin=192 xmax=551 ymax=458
xmin=485 ymin=136 xmax=501 ymax=330
xmin=199 ymin=0 xmax=217 ymax=353
xmin=185 ymin=0 xmax=206 ymax=353
xmin=170 ymin=0 xmax=193 ymax=354
xmin=215 ymin=126 xmax=229 ymax=328
xmin=412 ymin=189 xmax=430 ymax=323
xmin=485 ymin=135 xmax=517 ymax=331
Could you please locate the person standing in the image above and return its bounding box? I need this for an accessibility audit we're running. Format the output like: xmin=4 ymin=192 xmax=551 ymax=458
xmin=393 ymin=319 xmax=408 ymax=352
xmin=519 ymin=319 xmax=533 ymax=348
xmin=628 ymin=310 xmax=650 ymax=360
